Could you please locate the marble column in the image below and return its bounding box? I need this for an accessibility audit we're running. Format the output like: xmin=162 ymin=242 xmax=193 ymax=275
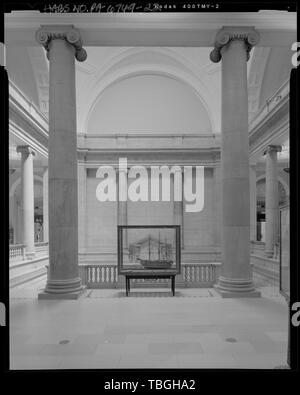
xmin=36 ymin=25 xmax=87 ymax=299
xmin=210 ymin=27 xmax=260 ymax=297
xmin=9 ymin=195 xmax=15 ymax=244
xmin=117 ymin=167 xmax=128 ymax=247
xmin=213 ymin=163 xmax=222 ymax=251
xmin=42 ymin=167 xmax=49 ymax=243
xmin=173 ymin=168 xmax=184 ymax=248
xmin=16 ymin=202 xmax=22 ymax=244
xmin=249 ymin=163 xmax=257 ymax=242
xmin=78 ymin=165 xmax=87 ymax=253
xmin=16 ymin=145 xmax=35 ymax=259
xmin=264 ymin=145 xmax=282 ymax=257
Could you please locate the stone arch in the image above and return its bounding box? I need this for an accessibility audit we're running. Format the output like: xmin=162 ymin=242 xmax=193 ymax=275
xmin=256 ymin=174 xmax=289 ymax=206
xmin=78 ymin=47 xmax=219 ymax=134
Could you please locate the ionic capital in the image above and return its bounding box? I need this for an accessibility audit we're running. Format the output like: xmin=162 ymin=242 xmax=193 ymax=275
xmin=210 ymin=27 xmax=260 ymax=63
xmin=16 ymin=145 xmax=35 ymax=157
xmin=36 ymin=25 xmax=87 ymax=62
xmin=264 ymin=145 xmax=282 ymax=156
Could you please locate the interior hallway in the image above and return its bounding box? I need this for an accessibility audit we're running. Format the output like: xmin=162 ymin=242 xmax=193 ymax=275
xmin=10 ymin=274 xmax=289 ymax=370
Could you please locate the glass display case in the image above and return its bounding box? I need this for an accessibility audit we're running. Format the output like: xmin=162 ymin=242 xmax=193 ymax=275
xmin=118 ymin=225 xmax=181 ymax=275
xmin=279 ymin=204 xmax=290 ymax=300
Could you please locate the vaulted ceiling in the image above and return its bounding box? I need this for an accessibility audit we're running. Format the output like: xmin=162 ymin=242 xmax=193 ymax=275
xmin=6 ymin=43 xmax=293 ymax=136
xmin=5 ymin=10 xmax=295 ymax=139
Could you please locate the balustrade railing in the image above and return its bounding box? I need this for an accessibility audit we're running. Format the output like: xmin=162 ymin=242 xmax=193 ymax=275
xmin=81 ymin=263 xmax=219 ymax=288
xmin=9 ymin=242 xmax=49 ymax=260
xmin=9 ymin=244 xmax=25 ymax=259
xmin=85 ymin=265 xmax=118 ymax=288
xmin=250 ymin=240 xmax=279 ymax=261
xmin=182 ymin=264 xmax=216 ymax=284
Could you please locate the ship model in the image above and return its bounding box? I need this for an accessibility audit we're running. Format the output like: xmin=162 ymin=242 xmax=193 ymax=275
xmin=136 ymin=233 xmax=173 ymax=269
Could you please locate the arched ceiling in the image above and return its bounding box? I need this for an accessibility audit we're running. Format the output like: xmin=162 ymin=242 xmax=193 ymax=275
xmin=87 ymin=74 xmax=212 ymax=134
xmin=258 ymin=47 xmax=293 ymax=107
xmin=77 ymin=46 xmax=220 ymax=133
xmin=6 ymin=42 xmax=291 ymax=135
xmin=6 ymin=46 xmax=40 ymax=108
xmin=256 ymin=178 xmax=287 ymax=205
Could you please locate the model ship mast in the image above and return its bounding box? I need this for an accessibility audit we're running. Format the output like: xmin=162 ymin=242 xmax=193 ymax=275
xmin=137 ymin=232 xmax=173 ymax=269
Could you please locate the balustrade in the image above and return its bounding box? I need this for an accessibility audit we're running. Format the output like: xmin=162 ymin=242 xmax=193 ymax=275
xmin=9 ymin=244 xmax=25 ymax=259
xmin=82 ymin=263 xmax=218 ymax=288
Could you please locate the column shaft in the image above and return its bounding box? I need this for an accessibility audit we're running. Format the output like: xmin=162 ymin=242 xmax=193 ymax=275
xmin=47 ymin=37 xmax=80 ymax=294
xmin=265 ymin=146 xmax=281 ymax=257
xmin=210 ymin=27 xmax=260 ymax=297
xmin=17 ymin=146 xmax=35 ymax=259
xmin=221 ymin=39 xmax=251 ymax=279
xmin=78 ymin=165 xmax=87 ymax=252
xmin=213 ymin=164 xmax=222 ymax=249
xmin=9 ymin=195 xmax=16 ymax=244
xmin=173 ymin=171 xmax=184 ymax=247
xmin=118 ymin=169 xmax=128 ymax=247
xmin=250 ymin=164 xmax=257 ymax=241
xmin=43 ymin=167 xmax=49 ymax=243
xmin=36 ymin=26 xmax=87 ymax=298
xmin=16 ymin=202 xmax=22 ymax=244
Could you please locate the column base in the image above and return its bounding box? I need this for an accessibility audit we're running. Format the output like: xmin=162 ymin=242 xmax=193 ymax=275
xmin=38 ymin=288 xmax=86 ymax=300
xmin=38 ymin=277 xmax=86 ymax=300
xmin=214 ymin=276 xmax=261 ymax=298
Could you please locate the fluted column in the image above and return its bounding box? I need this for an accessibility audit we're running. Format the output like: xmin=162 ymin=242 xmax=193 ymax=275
xmin=36 ymin=25 xmax=87 ymax=299
xmin=16 ymin=145 xmax=35 ymax=259
xmin=42 ymin=167 xmax=48 ymax=243
xmin=264 ymin=145 xmax=282 ymax=257
xmin=210 ymin=27 xmax=260 ymax=297
xmin=250 ymin=163 xmax=257 ymax=241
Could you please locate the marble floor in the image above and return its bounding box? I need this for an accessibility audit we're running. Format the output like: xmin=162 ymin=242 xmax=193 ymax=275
xmin=9 ymin=275 xmax=289 ymax=370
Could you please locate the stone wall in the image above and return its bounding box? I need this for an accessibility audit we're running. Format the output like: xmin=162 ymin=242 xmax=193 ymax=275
xmin=78 ymin=162 xmax=221 ymax=264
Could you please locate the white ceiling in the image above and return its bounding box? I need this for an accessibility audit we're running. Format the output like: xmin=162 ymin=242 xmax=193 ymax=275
xmin=6 ymin=40 xmax=293 ymax=136
xmin=7 ymin=44 xmax=285 ymax=135
xmin=5 ymin=10 xmax=295 ymax=134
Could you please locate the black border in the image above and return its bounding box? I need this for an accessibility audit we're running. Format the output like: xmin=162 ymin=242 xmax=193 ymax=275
xmin=1 ymin=0 xmax=299 ymax=388
xmin=289 ymin=65 xmax=299 ymax=374
xmin=1 ymin=0 xmax=297 ymax=13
